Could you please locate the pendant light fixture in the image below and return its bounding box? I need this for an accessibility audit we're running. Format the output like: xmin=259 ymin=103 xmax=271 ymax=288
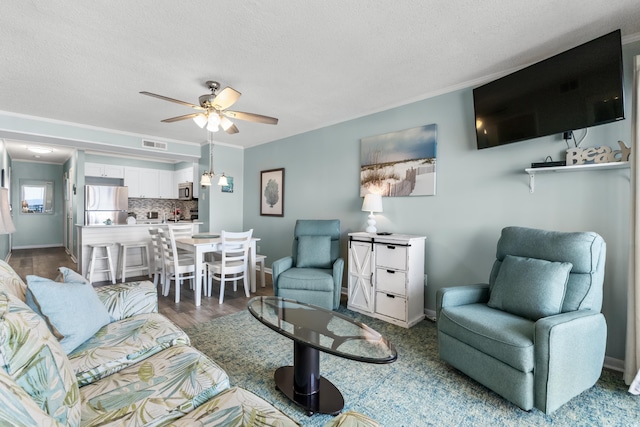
xmin=200 ymin=131 xmax=227 ymax=187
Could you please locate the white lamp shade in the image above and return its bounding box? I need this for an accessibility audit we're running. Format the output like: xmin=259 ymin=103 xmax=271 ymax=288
xmin=0 ymin=188 xmax=15 ymax=234
xmin=362 ymin=193 xmax=383 ymax=213
xmin=193 ymin=114 xmax=208 ymax=128
xmin=200 ymin=173 xmax=211 ymax=186
xmin=206 ymin=114 xmax=220 ymax=132
xmin=217 ymin=174 xmax=228 ymax=187
xmin=220 ymin=116 xmax=234 ymax=131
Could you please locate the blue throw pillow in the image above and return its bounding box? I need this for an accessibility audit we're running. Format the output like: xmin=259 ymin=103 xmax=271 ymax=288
xmin=488 ymin=255 xmax=572 ymax=320
xmin=26 ymin=275 xmax=111 ymax=354
xmin=58 ymin=266 xmax=89 ymax=284
xmin=296 ymin=235 xmax=332 ymax=268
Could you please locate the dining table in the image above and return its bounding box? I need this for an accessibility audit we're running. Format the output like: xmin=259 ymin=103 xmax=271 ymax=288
xmin=175 ymin=234 xmax=261 ymax=306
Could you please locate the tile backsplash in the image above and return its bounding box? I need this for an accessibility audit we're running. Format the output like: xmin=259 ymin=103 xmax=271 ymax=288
xmin=127 ymin=199 xmax=198 ymax=221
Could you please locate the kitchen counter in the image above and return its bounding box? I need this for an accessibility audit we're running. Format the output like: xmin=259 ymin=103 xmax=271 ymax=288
xmin=77 ymin=221 xmax=202 ymax=228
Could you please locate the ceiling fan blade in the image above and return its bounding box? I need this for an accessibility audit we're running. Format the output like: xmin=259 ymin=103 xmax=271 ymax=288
xmin=140 ymin=91 xmax=205 ymax=110
xmin=212 ymin=87 xmax=241 ymax=110
xmin=161 ymin=113 xmax=202 ymax=123
xmin=223 ymin=110 xmax=278 ymax=125
xmin=220 ymin=116 xmax=239 ymax=134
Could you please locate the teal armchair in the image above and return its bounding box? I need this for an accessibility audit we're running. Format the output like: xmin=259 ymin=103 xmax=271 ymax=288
xmin=436 ymin=226 xmax=607 ymax=414
xmin=272 ymin=219 xmax=344 ymax=310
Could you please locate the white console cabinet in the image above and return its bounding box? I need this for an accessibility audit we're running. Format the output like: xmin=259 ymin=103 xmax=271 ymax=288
xmin=347 ymin=232 xmax=426 ymax=328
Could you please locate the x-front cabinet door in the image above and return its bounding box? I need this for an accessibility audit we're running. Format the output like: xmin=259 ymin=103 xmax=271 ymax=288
xmin=348 ymin=239 xmax=375 ymax=314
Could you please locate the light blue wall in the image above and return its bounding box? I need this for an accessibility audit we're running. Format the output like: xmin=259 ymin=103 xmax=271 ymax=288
xmin=11 ymin=161 xmax=65 ymax=248
xmin=85 ymin=154 xmax=176 ymax=171
xmin=244 ymin=40 xmax=640 ymax=361
xmin=0 ymin=141 xmax=11 ymax=260
xmin=199 ymin=144 xmax=244 ymax=232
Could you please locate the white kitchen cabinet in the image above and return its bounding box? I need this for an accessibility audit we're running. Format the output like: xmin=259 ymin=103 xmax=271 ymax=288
xmin=125 ymin=166 xmax=185 ymax=199
xmin=158 ymin=170 xmax=175 ymax=199
xmin=124 ymin=167 xmax=158 ymax=198
xmin=85 ymin=162 xmax=124 ymax=178
xmin=138 ymin=169 xmax=159 ymax=198
xmin=124 ymin=168 xmax=141 ymax=197
xmin=175 ymin=167 xmax=193 ymax=184
xmin=347 ymin=232 xmax=426 ymax=328
xmin=175 ymin=163 xmax=197 ymax=198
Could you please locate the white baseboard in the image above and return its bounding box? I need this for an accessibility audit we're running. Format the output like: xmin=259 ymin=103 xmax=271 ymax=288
xmin=604 ymin=356 xmax=624 ymax=372
xmin=12 ymin=244 xmax=64 ymax=250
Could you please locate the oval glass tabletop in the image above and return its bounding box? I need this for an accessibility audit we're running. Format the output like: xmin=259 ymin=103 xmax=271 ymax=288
xmin=247 ymin=296 xmax=397 ymax=364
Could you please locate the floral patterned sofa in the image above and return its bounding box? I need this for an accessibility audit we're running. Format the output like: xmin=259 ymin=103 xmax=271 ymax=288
xmin=0 ymin=260 xmax=298 ymax=426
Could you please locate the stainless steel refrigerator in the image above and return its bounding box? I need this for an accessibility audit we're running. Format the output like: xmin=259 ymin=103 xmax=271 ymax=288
xmin=84 ymin=185 xmax=128 ymax=225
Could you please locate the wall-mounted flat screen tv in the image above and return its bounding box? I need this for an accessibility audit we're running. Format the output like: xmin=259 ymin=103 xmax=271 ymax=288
xmin=474 ymin=29 xmax=625 ymax=150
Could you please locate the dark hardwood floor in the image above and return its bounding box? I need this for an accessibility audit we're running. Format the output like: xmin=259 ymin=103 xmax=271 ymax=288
xmin=8 ymin=247 xmax=274 ymax=330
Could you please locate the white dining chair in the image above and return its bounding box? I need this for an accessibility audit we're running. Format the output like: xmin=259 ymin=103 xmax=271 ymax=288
xmin=168 ymin=223 xmax=196 ymax=262
xmin=159 ymin=228 xmax=200 ymax=303
xmin=148 ymin=228 xmax=166 ymax=293
xmin=205 ymin=229 xmax=253 ymax=304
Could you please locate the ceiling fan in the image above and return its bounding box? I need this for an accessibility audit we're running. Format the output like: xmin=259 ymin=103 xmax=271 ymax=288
xmin=140 ymin=80 xmax=278 ymax=134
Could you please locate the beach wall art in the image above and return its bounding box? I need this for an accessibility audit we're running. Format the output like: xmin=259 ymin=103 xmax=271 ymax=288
xmin=360 ymin=124 xmax=437 ymax=197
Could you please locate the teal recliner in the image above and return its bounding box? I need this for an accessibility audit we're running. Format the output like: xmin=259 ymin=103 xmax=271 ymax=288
xmin=272 ymin=219 xmax=344 ymax=310
xmin=436 ymin=226 xmax=607 ymax=414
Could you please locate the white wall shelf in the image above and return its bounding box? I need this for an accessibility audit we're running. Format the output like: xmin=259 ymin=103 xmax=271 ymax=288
xmin=524 ymin=161 xmax=630 ymax=193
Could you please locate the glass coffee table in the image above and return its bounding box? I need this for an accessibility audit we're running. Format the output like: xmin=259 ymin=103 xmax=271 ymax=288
xmin=248 ymin=296 xmax=397 ymax=416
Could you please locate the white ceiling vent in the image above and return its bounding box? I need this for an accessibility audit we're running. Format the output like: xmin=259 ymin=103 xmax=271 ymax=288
xmin=142 ymin=139 xmax=168 ymax=151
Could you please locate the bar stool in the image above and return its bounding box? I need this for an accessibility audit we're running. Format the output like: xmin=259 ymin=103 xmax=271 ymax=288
xmin=86 ymin=243 xmax=116 ymax=284
xmin=117 ymin=241 xmax=151 ymax=283
xmin=255 ymin=254 xmax=267 ymax=288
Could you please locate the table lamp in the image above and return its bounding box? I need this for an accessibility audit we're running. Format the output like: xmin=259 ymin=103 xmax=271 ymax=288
xmin=361 ymin=193 xmax=383 ymax=233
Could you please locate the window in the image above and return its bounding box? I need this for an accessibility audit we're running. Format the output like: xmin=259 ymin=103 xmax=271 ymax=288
xmin=21 ymin=181 xmax=54 ymax=214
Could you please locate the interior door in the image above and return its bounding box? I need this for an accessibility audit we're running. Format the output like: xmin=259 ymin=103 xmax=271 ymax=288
xmin=348 ymin=240 xmax=374 ymax=313
xmin=63 ymin=172 xmax=74 ymax=258
xmin=66 ymin=207 xmax=73 ymax=255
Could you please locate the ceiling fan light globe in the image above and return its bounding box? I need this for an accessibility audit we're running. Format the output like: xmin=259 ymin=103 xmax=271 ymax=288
xmin=193 ymin=114 xmax=208 ymax=128
xmin=206 ymin=114 xmax=220 ymax=132
xmin=208 ymin=113 xmax=221 ymax=126
xmin=220 ymin=116 xmax=234 ymax=131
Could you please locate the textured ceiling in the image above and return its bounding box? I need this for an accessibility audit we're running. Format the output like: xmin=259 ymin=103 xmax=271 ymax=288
xmin=1 ymin=1 xmax=640 ymax=162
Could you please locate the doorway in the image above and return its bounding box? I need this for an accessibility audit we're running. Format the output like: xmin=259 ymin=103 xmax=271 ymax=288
xmin=63 ymin=171 xmax=75 ymax=261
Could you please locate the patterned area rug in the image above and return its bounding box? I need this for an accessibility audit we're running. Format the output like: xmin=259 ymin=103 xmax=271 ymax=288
xmin=185 ymin=306 xmax=637 ymax=426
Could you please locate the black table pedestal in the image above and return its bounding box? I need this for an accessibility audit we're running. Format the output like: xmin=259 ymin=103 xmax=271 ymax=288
xmin=274 ymin=340 xmax=344 ymax=416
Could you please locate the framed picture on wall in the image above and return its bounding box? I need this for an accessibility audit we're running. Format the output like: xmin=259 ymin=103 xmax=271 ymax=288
xmin=221 ymin=176 xmax=234 ymax=193
xmin=260 ymin=168 xmax=284 ymax=217
xmin=360 ymin=123 xmax=437 ymax=197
